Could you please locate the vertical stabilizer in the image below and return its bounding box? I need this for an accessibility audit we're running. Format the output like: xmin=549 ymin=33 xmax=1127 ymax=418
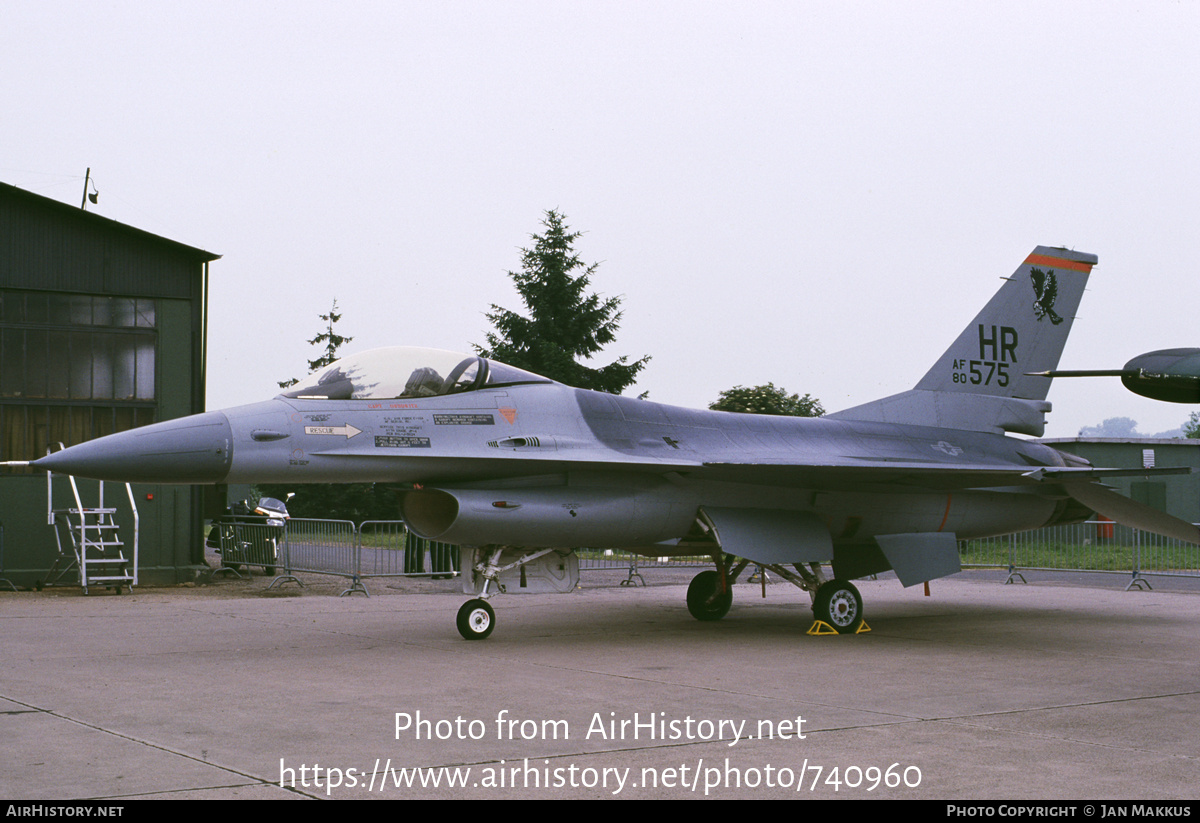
xmin=828 ymin=246 xmax=1097 ymax=435
xmin=913 ymin=246 xmax=1095 ymax=399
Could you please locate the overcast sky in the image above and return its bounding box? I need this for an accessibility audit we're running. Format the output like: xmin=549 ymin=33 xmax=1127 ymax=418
xmin=4 ymin=1 xmax=1198 ymax=439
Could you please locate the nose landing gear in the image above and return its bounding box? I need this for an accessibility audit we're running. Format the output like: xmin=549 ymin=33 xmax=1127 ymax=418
xmin=456 ymin=599 xmax=495 ymax=640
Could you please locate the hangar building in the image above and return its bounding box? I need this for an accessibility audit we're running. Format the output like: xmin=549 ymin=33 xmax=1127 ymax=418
xmin=0 ymin=181 xmax=219 ymax=588
xmin=1041 ymin=437 xmax=1200 ymax=523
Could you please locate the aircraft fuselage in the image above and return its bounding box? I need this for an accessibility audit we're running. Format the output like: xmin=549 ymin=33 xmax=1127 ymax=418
xmin=36 ymin=380 xmax=1078 ymax=554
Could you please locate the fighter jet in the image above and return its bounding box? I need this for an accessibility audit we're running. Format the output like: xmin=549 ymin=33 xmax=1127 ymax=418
xmin=1033 ymin=348 xmax=1200 ymax=404
xmin=28 ymin=246 xmax=1200 ymax=639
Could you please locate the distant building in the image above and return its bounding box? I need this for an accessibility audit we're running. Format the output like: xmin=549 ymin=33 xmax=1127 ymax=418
xmin=1039 ymin=437 xmax=1200 ymax=524
xmin=0 ymin=182 xmax=219 ymax=588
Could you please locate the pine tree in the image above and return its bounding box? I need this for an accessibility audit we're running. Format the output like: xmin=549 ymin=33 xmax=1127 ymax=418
xmin=477 ymin=210 xmax=648 ymax=393
xmin=279 ymin=299 xmax=354 ymax=388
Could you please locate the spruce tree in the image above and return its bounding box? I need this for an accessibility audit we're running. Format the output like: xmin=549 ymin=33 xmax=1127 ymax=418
xmin=478 ymin=210 xmax=648 ymax=393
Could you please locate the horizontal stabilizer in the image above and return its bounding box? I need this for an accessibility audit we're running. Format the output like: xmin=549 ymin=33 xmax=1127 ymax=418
xmin=874 ymin=533 xmax=962 ymax=587
xmin=701 ymin=507 xmax=832 ymax=565
xmin=1026 ymin=466 xmax=1192 ymax=481
xmin=1064 ymin=482 xmax=1200 ymax=545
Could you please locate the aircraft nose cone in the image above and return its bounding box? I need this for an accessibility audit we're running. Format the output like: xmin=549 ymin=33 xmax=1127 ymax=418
xmin=33 ymin=412 xmax=234 ymax=483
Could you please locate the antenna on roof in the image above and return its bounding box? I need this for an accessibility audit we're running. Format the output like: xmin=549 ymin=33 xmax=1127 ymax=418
xmin=81 ymin=168 xmax=98 ymax=209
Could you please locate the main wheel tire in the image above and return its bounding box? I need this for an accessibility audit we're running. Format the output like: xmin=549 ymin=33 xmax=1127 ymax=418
xmin=813 ymin=579 xmax=863 ymax=634
xmin=456 ymin=599 xmax=496 ymax=640
xmin=686 ymin=570 xmax=733 ymax=621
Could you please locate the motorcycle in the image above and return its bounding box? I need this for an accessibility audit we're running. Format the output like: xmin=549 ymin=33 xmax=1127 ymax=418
xmin=206 ymin=495 xmax=291 ymax=575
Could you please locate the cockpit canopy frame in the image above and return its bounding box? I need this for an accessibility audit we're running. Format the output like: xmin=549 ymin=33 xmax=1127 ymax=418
xmin=279 ymin=347 xmax=553 ymax=401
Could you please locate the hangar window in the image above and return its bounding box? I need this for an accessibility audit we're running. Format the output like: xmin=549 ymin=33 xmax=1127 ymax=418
xmin=0 ymin=291 xmax=157 ymax=467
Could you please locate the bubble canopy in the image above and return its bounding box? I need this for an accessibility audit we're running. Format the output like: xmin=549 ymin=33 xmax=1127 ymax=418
xmin=279 ymin=347 xmax=553 ymax=401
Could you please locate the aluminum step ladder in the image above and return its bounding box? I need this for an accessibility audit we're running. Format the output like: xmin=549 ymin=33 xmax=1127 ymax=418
xmin=44 ymin=469 xmax=138 ymax=595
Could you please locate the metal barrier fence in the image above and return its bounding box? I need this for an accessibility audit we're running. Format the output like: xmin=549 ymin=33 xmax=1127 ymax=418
xmin=212 ymin=521 xmax=286 ymax=574
xmin=281 ymin=518 xmax=358 ymax=577
xmin=214 ymin=518 xmax=708 ymax=594
xmin=214 ymin=516 xmax=1200 ymax=594
xmin=356 ymin=520 xmax=408 ymax=577
xmin=576 ymin=549 xmax=708 ymax=586
xmin=358 ymin=521 xmax=459 ymax=579
xmin=960 ymin=520 xmax=1200 ymax=589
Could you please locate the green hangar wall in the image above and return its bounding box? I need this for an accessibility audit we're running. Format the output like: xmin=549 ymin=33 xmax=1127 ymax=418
xmin=1040 ymin=437 xmax=1200 ymax=524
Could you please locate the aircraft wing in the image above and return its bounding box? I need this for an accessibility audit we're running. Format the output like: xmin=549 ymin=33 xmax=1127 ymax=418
xmin=697 ymin=460 xmax=1199 ymax=547
xmin=696 ymin=460 xmax=1189 ymax=492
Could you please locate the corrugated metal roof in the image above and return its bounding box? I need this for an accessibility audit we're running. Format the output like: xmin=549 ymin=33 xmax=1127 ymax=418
xmin=0 ymin=181 xmax=220 ymax=263
xmin=1 ymin=181 xmax=220 ymax=299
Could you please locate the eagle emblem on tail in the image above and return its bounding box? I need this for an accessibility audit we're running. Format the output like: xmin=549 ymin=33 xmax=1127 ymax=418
xmin=1029 ymin=267 xmax=1063 ymax=325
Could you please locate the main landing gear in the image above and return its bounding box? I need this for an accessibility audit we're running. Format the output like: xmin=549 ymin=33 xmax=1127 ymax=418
xmin=685 ymin=557 xmax=864 ymax=634
xmin=811 ymin=579 xmax=863 ymax=634
xmin=686 ymin=570 xmax=732 ymax=621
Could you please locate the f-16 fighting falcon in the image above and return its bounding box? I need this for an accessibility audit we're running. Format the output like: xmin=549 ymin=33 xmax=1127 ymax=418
xmin=27 ymin=246 xmax=1200 ymax=639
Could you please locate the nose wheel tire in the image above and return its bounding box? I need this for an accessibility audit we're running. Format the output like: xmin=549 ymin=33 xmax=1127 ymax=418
xmin=813 ymin=579 xmax=863 ymax=634
xmin=457 ymin=599 xmax=496 ymax=640
xmin=686 ymin=570 xmax=733 ymax=621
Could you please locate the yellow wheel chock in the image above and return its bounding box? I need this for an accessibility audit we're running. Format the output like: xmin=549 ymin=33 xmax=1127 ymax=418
xmin=806 ymin=619 xmax=871 ymax=636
